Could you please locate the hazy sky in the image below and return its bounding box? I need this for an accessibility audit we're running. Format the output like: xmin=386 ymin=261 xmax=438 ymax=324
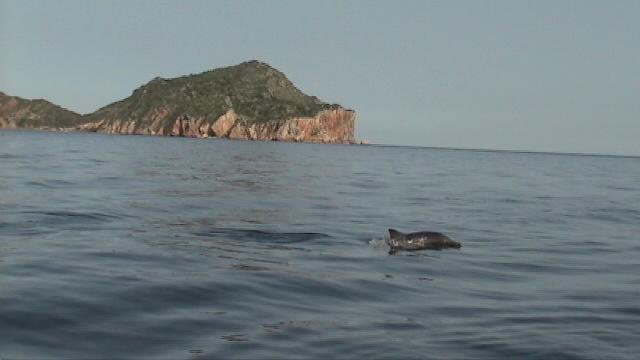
xmin=1 ymin=0 xmax=639 ymax=155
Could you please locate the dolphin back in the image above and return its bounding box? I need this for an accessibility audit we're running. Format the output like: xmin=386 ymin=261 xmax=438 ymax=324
xmin=388 ymin=228 xmax=406 ymax=240
xmin=387 ymin=229 xmax=461 ymax=254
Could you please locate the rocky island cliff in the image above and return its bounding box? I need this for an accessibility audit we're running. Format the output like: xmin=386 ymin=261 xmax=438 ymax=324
xmin=1 ymin=61 xmax=356 ymax=144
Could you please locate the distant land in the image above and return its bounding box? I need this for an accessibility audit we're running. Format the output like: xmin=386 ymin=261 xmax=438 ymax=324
xmin=0 ymin=61 xmax=356 ymax=144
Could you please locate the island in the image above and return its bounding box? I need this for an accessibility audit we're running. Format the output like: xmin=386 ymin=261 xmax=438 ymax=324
xmin=0 ymin=61 xmax=356 ymax=144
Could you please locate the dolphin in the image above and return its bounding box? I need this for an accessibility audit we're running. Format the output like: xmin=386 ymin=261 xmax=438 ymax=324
xmin=387 ymin=229 xmax=461 ymax=255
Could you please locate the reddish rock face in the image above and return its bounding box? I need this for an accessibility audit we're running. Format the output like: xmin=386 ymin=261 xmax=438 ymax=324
xmin=211 ymin=110 xmax=237 ymax=137
xmin=228 ymin=109 xmax=356 ymax=144
xmin=170 ymin=116 xmax=207 ymax=137
xmin=78 ymin=108 xmax=356 ymax=144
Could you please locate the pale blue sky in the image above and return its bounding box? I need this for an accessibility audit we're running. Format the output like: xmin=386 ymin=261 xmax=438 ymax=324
xmin=1 ymin=0 xmax=639 ymax=155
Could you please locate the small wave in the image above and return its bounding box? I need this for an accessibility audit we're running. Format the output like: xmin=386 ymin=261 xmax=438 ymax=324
xmin=498 ymin=198 xmax=529 ymax=204
xmin=221 ymin=334 xmax=248 ymax=342
xmin=586 ymin=207 xmax=640 ymax=223
xmin=228 ymin=264 xmax=271 ymax=272
xmin=347 ymin=179 xmax=388 ymax=190
xmin=368 ymin=237 xmax=388 ymax=248
xmin=88 ymin=158 xmax=108 ymax=164
xmin=0 ymin=153 xmax=21 ymax=159
xmin=1 ymin=210 xmax=122 ymax=236
xmin=191 ymin=228 xmax=330 ymax=244
xmin=40 ymin=210 xmax=119 ymax=220
xmin=21 ymin=210 xmax=121 ymax=224
xmin=25 ymin=180 xmax=75 ymax=189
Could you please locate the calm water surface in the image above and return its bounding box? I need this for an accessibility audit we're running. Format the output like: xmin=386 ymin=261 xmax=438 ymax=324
xmin=1 ymin=130 xmax=639 ymax=359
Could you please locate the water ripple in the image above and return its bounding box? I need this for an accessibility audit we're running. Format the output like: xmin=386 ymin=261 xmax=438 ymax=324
xmin=191 ymin=228 xmax=331 ymax=244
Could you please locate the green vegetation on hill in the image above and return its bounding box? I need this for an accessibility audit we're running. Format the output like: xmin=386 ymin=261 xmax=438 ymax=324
xmin=1 ymin=61 xmax=351 ymax=136
xmin=84 ymin=60 xmax=341 ymax=128
xmin=0 ymin=92 xmax=82 ymax=128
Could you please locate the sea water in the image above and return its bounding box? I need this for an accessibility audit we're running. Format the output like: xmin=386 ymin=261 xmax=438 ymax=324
xmin=1 ymin=130 xmax=639 ymax=359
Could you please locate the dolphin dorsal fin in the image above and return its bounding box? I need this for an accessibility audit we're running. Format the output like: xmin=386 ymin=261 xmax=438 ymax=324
xmin=388 ymin=229 xmax=405 ymax=240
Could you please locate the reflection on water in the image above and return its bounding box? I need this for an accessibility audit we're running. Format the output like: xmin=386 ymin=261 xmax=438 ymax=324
xmin=1 ymin=131 xmax=640 ymax=359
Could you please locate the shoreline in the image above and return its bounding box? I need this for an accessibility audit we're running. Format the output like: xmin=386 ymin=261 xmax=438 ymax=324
xmin=0 ymin=127 xmax=367 ymax=145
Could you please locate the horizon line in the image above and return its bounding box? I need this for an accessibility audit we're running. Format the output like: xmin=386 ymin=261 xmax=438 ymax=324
xmin=365 ymin=142 xmax=640 ymax=159
xmin=1 ymin=128 xmax=638 ymax=159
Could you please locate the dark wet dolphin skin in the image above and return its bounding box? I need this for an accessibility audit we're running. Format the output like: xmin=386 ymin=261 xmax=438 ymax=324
xmin=387 ymin=229 xmax=461 ymax=254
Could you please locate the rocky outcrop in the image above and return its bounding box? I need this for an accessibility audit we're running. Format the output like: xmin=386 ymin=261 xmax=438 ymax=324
xmin=1 ymin=61 xmax=357 ymax=144
xmin=210 ymin=109 xmax=237 ymax=137
xmin=228 ymin=109 xmax=355 ymax=143
xmin=78 ymin=108 xmax=355 ymax=144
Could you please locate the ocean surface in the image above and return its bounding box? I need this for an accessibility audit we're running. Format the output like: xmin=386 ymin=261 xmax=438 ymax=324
xmin=1 ymin=130 xmax=639 ymax=359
